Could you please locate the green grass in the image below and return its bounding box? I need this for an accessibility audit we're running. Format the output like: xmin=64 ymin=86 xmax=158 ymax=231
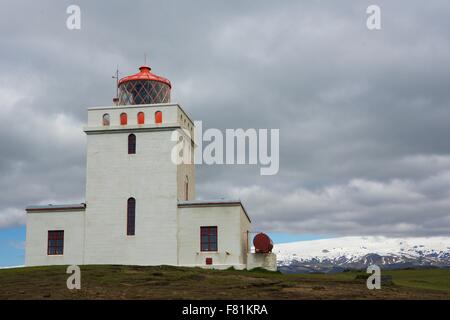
xmin=292 ymin=268 xmax=450 ymax=293
xmin=384 ymin=269 xmax=450 ymax=293
xmin=0 ymin=265 xmax=449 ymax=300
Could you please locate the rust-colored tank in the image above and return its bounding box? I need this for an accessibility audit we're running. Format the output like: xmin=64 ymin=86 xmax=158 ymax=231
xmin=253 ymin=232 xmax=273 ymax=253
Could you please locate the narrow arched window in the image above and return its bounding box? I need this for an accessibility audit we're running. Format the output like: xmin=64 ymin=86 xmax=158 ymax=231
xmin=120 ymin=113 xmax=128 ymax=125
xmin=137 ymin=112 xmax=145 ymax=124
xmin=127 ymin=197 xmax=136 ymax=236
xmin=102 ymin=113 xmax=110 ymax=126
xmin=155 ymin=111 xmax=162 ymax=124
xmin=185 ymin=176 xmax=189 ymax=201
xmin=128 ymin=134 xmax=136 ymax=154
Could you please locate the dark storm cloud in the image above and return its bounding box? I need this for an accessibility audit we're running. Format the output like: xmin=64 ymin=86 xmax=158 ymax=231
xmin=1 ymin=0 xmax=450 ymax=237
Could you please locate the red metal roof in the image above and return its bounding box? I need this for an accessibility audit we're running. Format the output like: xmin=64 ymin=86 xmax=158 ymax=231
xmin=118 ymin=65 xmax=171 ymax=88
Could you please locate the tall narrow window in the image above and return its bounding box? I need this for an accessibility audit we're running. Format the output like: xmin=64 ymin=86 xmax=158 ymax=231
xmin=155 ymin=111 xmax=162 ymax=124
xmin=128 ymin=134 xmax=136 ymax=154
xmin=48 ymin=230 xmax=64 ymax=255
xmin=200 ymin=226 xmax=218 ymax=252
xmin=185 ymin=176 xmax=189 ymax=201
xmin=137 ymin=112 xmax=145 ymax=124
xmin=127 ymin=197 xmax=136 ymax=236
xmin=120 ymin=112 xmax=128 ymax=125
xmin=102 ymin=113 xmax=110 ymax=126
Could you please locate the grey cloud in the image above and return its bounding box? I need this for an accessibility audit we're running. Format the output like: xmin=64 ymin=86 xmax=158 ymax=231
xmin=0 ymin=0 xmax=450 ymax=236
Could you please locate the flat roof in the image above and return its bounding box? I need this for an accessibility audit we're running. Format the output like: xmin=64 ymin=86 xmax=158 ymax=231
xmin=26 ymin=203 xmax=86 ymax=213
xmin=87 ymin=102 xmax=179 ymax=111
xmin=177 ymin=199 xmax=251 ymax=223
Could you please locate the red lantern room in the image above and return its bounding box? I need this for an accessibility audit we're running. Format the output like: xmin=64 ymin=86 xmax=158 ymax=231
xmin=117 ymin=65 xmax=171 ymax=105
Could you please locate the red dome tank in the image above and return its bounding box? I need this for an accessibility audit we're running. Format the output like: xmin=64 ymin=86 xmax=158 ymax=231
xmin=253 ymin=233 xmax=273 ymax=254
xmin=117 ymin=65 xmax=171 ymax=105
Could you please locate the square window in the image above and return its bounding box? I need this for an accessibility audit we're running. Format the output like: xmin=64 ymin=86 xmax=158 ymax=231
xmin=200 ymin=226 xmax=217 ymax=252
xmin=48 ymin=230 xmax=64 ymax=255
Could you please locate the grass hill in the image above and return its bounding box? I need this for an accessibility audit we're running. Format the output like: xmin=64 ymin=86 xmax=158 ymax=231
xmin=0 ymin=265 xmax=449 ymax=299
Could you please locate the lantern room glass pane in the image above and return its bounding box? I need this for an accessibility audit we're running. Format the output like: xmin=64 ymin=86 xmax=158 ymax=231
xmin=118 ymin=80 xmax=170 ymax=105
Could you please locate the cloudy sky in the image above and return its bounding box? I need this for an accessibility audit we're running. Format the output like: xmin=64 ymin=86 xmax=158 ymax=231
xmin=1 ymin=0 xmax=450 ymax=264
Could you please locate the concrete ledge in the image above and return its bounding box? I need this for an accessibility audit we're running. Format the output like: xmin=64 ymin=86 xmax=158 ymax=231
xmin=83 ymin=124 xmax=181 ymax=134
xmin=247 ymin=253 xmax=277 ymax=271
xmin=26 ymin=203 xmax=86 ymax=213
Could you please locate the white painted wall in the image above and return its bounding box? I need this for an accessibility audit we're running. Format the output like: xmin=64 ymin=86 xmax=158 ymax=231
xmin=83 ymin=104 xmax=195 ymax=266
xmin=177 ymin=135 xmax=196 ymax=201
xmin=84 ymin=129 xmax=178 ymax=265
xmin=239 ymin=206 xmax=252 ymax=266
xmin=25 ymin=210 xmax=85 ymax=266
xmin=177 ymin=204 xmax=251 ymax=269
xmin=247 ymin=253 xmax=277 ymax=271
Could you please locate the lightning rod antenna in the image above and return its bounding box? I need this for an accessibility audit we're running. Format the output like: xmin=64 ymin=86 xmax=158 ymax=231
xmin=112 ymin=66 xmax=119 ymax=105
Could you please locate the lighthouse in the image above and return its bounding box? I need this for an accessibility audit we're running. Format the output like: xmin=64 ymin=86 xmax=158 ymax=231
xmin=25 ymin=63 xmax=276 ymax=270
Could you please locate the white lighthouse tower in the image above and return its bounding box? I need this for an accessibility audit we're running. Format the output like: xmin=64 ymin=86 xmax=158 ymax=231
xmin=83 ymin=65 xmax=195 ymax=265
xmin=25 ymin=64 xmax=276 ymax=270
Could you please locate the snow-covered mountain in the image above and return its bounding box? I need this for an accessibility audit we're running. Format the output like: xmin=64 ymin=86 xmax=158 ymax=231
xmin=273 ymin=236 xmax=450 ymax=273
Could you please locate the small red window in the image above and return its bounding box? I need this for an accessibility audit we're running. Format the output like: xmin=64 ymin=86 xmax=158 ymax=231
xmin=120 ymin=113 xmax=128 ymax=125
xmin=137 ymin=112 xmax=145 ymax=124
xmin=48 ymin=230 xmax=64 ymax=255
xmin=155 ymin=111 xmax=162 ymax=124
xmin=205 ymin=257 xmax=213 ymax=265
xmin=201 ymin=226 xmax=218 ymax=252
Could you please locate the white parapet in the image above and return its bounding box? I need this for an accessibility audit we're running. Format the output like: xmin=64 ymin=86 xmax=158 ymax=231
xmin=246 ymin=253 xmax=277 ymax=271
